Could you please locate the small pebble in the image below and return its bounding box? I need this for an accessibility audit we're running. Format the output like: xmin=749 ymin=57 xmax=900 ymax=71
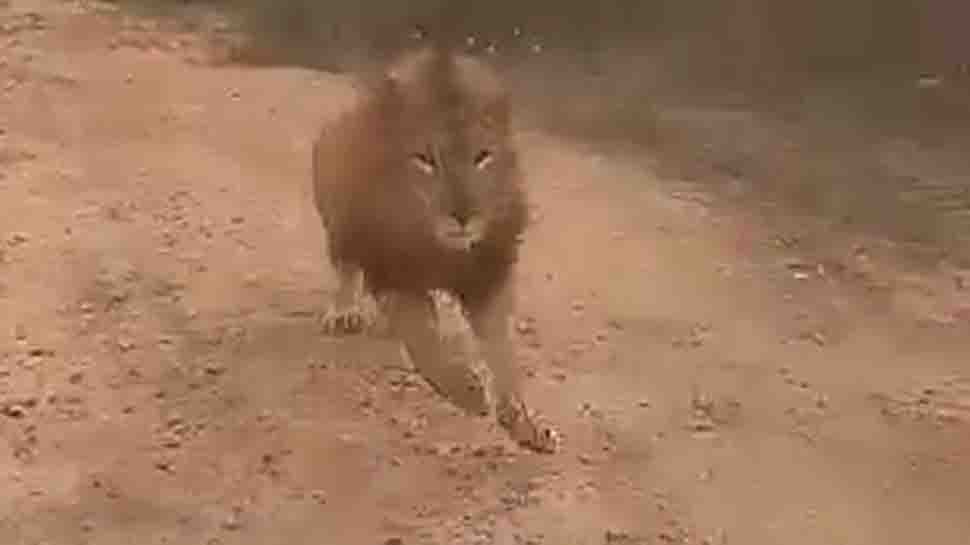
xmin=220 ymin=512 xmax=242 ymax=531
xmin=310 ymin=489 xmax=327 ymax=504
xmin=3 ymin=404 xmax=27 ymax=418
xmin=203 ymin=361 xmax=226 ymax=376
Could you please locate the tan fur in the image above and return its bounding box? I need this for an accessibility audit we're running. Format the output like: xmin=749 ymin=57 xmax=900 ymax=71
xmin=311 ymin=45 xmax=558 ymax=453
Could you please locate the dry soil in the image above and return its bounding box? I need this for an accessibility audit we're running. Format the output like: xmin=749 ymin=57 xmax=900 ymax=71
xmin=2 ymin=2 xmax=970 ymax=544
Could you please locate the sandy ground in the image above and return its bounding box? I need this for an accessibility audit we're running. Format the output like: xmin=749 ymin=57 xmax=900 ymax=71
xmin=2 ymin=2 xmax=970 ymax=544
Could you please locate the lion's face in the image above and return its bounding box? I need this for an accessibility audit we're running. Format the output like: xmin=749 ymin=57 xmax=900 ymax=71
xmin=391 ymin=67 xmax=514 ymax=253
xmin=405 ymin=126 xmax=509 ymax=252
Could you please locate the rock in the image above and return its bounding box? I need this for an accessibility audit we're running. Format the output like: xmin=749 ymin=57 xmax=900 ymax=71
xmin=309 ymin=489 xmax=327 ymax=504
xmin=203 ymin=360 xmax=226 ymax=376
xmin=220 ymin=510 xmax=242 ymax=531
xmin=6 ymin=232 xmax=29 ymax=246
xmin=2 ymin=403 xmax=28 ymax=418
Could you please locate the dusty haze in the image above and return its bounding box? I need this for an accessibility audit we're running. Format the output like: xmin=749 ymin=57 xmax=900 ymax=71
xmin=2 ymin=1 xmax=970 ymax=544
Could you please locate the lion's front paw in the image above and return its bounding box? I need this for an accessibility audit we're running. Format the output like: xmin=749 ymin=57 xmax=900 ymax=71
xmin=319 ymin=302 xmax=375 ymax=335
xmin=496 ymin=397 xmax=561 ymax=454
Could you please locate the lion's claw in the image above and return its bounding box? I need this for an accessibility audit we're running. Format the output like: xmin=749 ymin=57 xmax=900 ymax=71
xmin=496 ymin=397 xmax=560 ymax=454
xmin=320 ymin=304 xmax=372 ymax=335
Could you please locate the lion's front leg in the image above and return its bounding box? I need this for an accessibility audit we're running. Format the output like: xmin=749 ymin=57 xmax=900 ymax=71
xmin=462 ymin=270 xmax=560 ymax=454
xmin=386 ymin=291 xmax=488 ymax=413
xmin=320 ymin=262 xmax=379 ymax=335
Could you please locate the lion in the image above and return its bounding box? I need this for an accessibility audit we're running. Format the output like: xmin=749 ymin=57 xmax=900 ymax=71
xmin=311 ymin=43 xmax=559 ymax=453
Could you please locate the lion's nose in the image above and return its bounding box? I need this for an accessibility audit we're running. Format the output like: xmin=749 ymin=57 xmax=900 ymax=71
xmin=450 ymin=210 xmax=471 ymax=228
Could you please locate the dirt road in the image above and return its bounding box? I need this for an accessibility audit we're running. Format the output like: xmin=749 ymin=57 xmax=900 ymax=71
xmin=2 ymin=2 xmax=970 ymax=544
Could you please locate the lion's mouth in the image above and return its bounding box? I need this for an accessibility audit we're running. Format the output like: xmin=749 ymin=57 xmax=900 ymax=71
xmin=436 ymin=218 xmax=484 ymax=252
xmin=438 ymin=230 xmax=479 ymax=252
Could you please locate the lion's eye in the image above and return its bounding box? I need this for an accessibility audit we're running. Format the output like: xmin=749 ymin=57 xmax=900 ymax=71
xmin=410 ymin=152 xmax=437 ymax=175
xmin=473 ymin=149 xmax=494 ymax=170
